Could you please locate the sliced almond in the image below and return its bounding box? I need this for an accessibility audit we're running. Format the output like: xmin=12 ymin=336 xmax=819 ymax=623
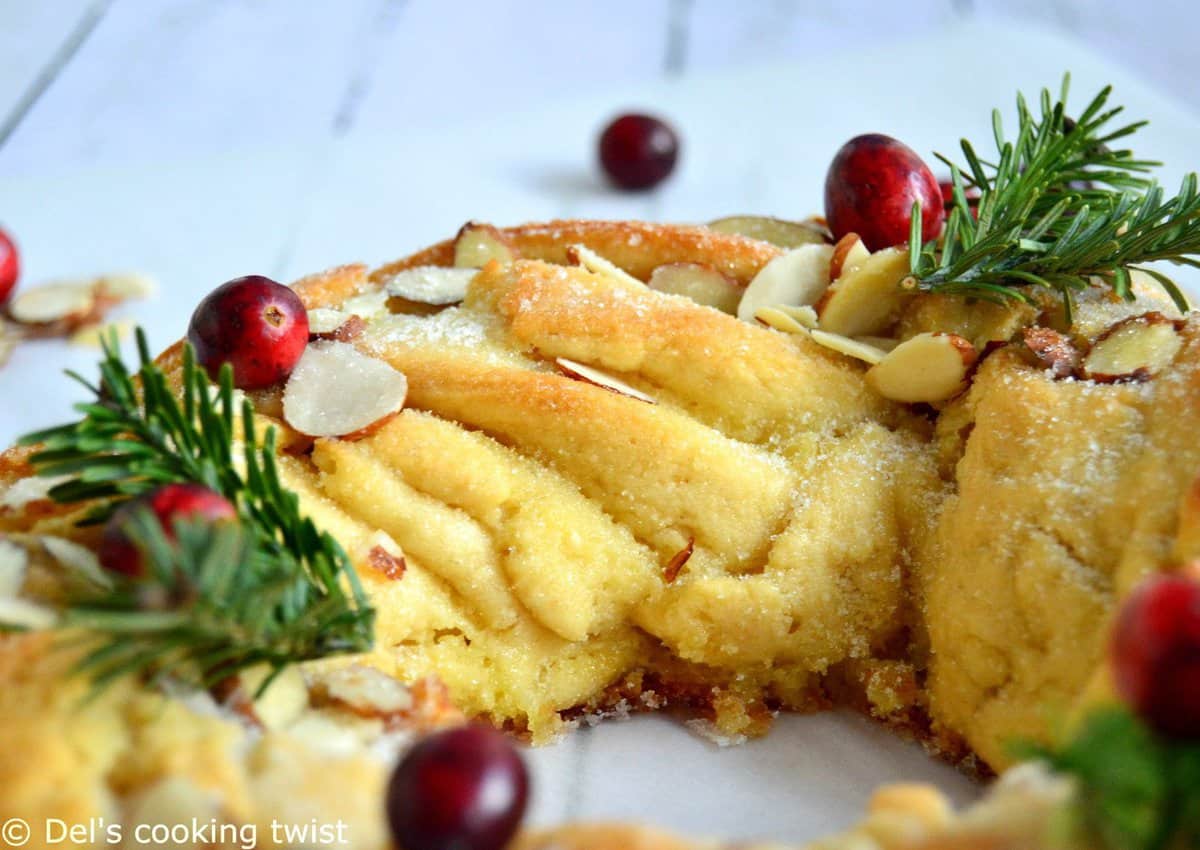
xmin=555 ymin=357 xmax=655 ymax=404
xmin=566 ymin=244 xmax=643 ymax=289
xmin=361 ymin=530 xmax=406 ymax=581
xmin=1081 ymin=313 xmax=1184 ymax=383
xmin=855 ymin=335 xmax=899 ymax=353
xmin=808 ymin=329 xmax=888 ymax=365
xmin=755 ymin=306 xmax=811 ymax=335
xmin=707 ymin=215 xmax=830 ymax=248
xmin=70 ymin=319 xmax=133 ymax=349
xmin=312 ymin=664 xmax=415 ymax=718
xmin=8 ymin=281 xmax=96 ymax=327
xmin=737 ymin=243 xmax=834 ymax=322
xmin=866 ymin=332 xmax=976 ymax=403
xmin=648 ymin=263 xmax=742 ymax=314
xmin=236 ymin=664 xmax=309 ymax=731
xmin=829 ymin=233 xmax=870 ymax=280
xmin=815 ymin=247 xmax=912 ymax=337
xmin=1017 ymin=326 xmax=1081 ymax=379
xmin=96 ymin=272 xmax=156 ymax=301
xmin=283 ymin=341 xmax=408 ymax=439
xmin=306 ymin=308 xmax=351 ymax=335
xmin=0 ymin=540 xmax=28 ymax=598
xmin=310 ymin=314 xmax=365 ymax=343
xmin=0 ymin=597 xmax=58 ymax=630
xmin=383 ymin=266 xmax=476 ymax=306
xmin=40 ymin=535 xmax=111 ymax=589
xmin=776 ymin=304 xmax=819 ymax=329
xmin=453 ymin=221 xmax=517 ymax=268
xmin=0 ymin=319 xmax=21 ymax=368
xmin=663 ymin=537 xmax=695 ymax=584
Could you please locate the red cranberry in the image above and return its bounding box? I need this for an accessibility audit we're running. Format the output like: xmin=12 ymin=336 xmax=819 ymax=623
xmin=0 ymin=226 xmax=18 ymax=305
xmin=99 ymin=483 xmax=237 ymax=576
xmin=824 ymin=133 xmax=945 ymax=252
xmin=386 ymin=725 xmax=529 ymax=850
xmin=598 ymin=113 xmax=679 ymax=190
xmin=1111 ymin=570 xmax=1200 ymax=739
xmin=938 ymin=178 xmax=981 ymax=212
xmin=187 ymin=275 xmax=309 ymax=390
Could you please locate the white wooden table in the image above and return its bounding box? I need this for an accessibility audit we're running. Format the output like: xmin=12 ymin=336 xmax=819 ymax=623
xmin=2 ymin=2 xmax=1199 ymax=841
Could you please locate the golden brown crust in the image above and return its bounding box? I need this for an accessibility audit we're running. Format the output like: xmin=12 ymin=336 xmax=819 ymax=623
xmin=369 ymin=220 xmax=781 ymax=287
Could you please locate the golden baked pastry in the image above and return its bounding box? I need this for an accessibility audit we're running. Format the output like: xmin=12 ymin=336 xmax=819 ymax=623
xmin=1 ymin=212 xmax=1196 ymax=850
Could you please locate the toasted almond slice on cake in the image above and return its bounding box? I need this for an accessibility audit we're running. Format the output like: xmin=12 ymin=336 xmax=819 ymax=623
xmin=307 ymin=308 xmax=351 ymax=335
xmin=829 ymin=233 xmax=870 ymax=280
xmin=96 ymin=272 xmax=156 ymax=301
xmin=1082 ymin=312 xmax=1184 ymax=382
xmin=8 ymin=280 xmax=96 ymax=326
xmin=283 ymin=341 xmax=409 ymax=438
xmin=648 ymin=263 xmax=742 ymax=314
xmin=815 ymin=247 xmax=912 ymax=337
xmin=707 ymin=215 xmax=829 ymax=248
xmin=555 ymin=357 xmax=656 ymax=404
xmin=1017 ymin=326 xmax=1081 ymax=378
xmin=808 ymin=329 xmax=888 ymax=365
xmin=866 ymin=332 xmax=976 ymax=403
xmin=383 ymin=266 xmax=477 ymax=306
xmin=737 ymin=243 xmax=834 ymax=322
xmin=0 ymin=540 xmax=28 ymax=598
xmin=0 ymin=597 xmax=58 ymax=630
xmin=566 ymin=244 xmax=644 ymax=289
xmin=453 ymin=221 xmax=518 ymax=268
xmin=754 ymin=306 xmax=811 ymax=335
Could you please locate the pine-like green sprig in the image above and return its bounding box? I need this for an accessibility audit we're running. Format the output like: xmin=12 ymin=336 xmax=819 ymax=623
xmin=909 ymin=76 xmax=1200 ymax=320
xmin=18 ymin=328 xmax=375 ymax=690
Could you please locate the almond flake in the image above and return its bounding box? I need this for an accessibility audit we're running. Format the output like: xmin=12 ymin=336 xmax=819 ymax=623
xmin=815 ymin=247 xmax=912 ymax=337
xmin=809 ymin=329 xmax=888 ymax=365
xmin=1082 ymin=312 xmax=1183 ymax=383
xmin=776 ymin=304 xmax=819 ymax=329
xmin=383 ymin=266 xmax=476 ymax=306
xmin=566 ymin=244 xmax=643 ymax=289
xmin=754 ymin=306 xmax=811 ymax=335
xmin=453 ymin=221 xmax=517 ymax=268
xmin=647 ymin=263 xmax=742 ymax=314
xmin=663 ymin=538 xmax=695 ymax=584
xmin=283 ymin=341 xmax=408 ymax=439
xmin=707 ymin=215 xmax=829 ymax=248
xmin=737 ymin=243 xmax=833 ymax=322
xmin=40 ymin=535 xmax=112 ymax=589
xmin=306 ymin=308 xmax=351 ymax=335
xmin=0 ymin=597 xmax=58 ymax=630
xmin=313 ymin=664 xmax=415 ymax=718
xmin=8 ymin=281 xmax=96 ymax=326
xmin=0 ymin=540 xmax=28 ymax=598
xmin=829 ymin=233 xmax=870 ymax=280
xmin=96 ymin=272 xmax=156 ymax=301
xmin=1018 ymin=326 xmax=1081 ymax=378
xmin=555 ymin=357 xmax=656 ymax=404
xmin=866 ymin=332 xmax=977 ymax=403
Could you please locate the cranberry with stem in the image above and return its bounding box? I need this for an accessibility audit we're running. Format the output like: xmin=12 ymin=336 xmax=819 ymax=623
xmin=99 ymin=483 xmax=237 ymax=577
xmin=598 ymin=113 xmax=679 ymax=191
xmin=187 ymin=275 xmax=309 ymax=390
xmin=0 ymin=226 xmax=18 ymax=305
xmin=386 ymin=725 xmax=529 ymax=850
xmin=1110 ymin=569 xmax=1200 ymax=739
xmin=824 ymin=133 xmax=945 ymax=252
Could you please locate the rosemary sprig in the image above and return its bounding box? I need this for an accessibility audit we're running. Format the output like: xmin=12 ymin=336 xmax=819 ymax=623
xmin=1019 ymin=707 xmax=1200 ymax=850
xmin=910 ymin=76 xmax=1200 ymax=319
xmin=18 ymin=328 xmax=374 ymax=690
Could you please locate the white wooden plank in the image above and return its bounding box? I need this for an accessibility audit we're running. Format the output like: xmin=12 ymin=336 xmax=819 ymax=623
xmin=347 ymin=0 xmax=674 ymax=136
xmin=973 ymin=0 xmax=1200 ymax=116
xmin=0 ymin=0 xmax=100 ymax=131
xmin=0 ymin=0 xmax=385 ymax=175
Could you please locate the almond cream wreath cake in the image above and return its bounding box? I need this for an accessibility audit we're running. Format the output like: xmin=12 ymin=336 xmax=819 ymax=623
xmin=1 ymin=81 xmax=1199 ymax=850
